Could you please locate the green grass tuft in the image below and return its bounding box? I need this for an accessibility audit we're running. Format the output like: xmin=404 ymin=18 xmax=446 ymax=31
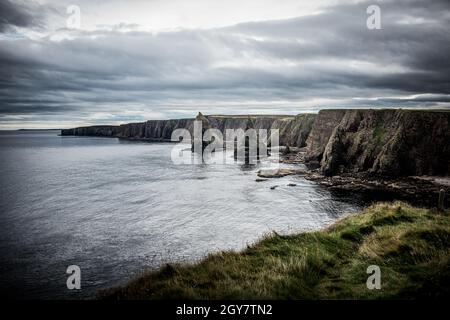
xmin=99 ymin=202 xmax=450 ymax=300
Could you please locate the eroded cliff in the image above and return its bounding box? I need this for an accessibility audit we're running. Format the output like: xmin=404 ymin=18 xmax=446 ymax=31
xmin=61 ymin=114 xmax=317 ymax=147
xmin=305 ymin=109 xmax=450 ymax=177
xmin=61 ymin=109 xmax=450 ymax=177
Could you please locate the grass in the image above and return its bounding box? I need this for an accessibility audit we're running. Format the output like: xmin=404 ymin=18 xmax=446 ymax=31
xmin=99 ymin=202 xmax=450 ymax=299
xmin=372 ymin=124 xmax=385 ymax=143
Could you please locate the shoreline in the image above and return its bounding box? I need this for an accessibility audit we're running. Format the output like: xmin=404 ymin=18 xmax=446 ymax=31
xmin=274 ymin=148 xmax=450 ymax=209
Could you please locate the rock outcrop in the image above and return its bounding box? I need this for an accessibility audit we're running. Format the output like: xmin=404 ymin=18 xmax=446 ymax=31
xmin=271 ymin=114 xmax=316 ymax=148
xmin=304 ymin=110 xmax=346 ymax=164
xmin=305 ymin=109 xmax=450 ymax=177
xmin=191 ymin=112 xmax=212 ymax=152
xmin=257 ymin=168 xmax=305 ymax=178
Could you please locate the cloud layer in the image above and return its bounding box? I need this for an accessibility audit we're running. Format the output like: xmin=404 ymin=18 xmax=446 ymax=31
xmin=0 ymin=0 xmax=449 ymax=128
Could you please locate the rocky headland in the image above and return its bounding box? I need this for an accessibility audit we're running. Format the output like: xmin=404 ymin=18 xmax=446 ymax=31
xmin=62 ymin=109 xmax=450 ymax=208
xmin=299 ymin=109 xmax=450 ymax=207
xmin=304 ymin=109 xmax=450 ymax=177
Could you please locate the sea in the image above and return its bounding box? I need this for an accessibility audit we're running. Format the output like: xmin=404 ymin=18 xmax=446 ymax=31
xmin=0 ymin=130 xmax=362 ymax=299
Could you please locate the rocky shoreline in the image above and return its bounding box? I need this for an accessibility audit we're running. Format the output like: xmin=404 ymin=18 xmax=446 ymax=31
xmin=275 ymin=147 xmax=450 ymax=208
xmin=304 ymin=171 xmax=450 ymax=208
xmin=62 ymin=109 xmax=450 ymax=209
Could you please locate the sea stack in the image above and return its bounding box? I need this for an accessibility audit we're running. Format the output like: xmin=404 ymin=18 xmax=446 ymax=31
xmin=234 ymin=116 xmax=268 ymax=164
xmin=191 ymin=112 xmax=211 ymax=153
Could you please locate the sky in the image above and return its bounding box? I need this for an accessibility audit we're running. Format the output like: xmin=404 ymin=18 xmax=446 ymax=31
xmin=0 ymin=0 xmax=449 ymax=129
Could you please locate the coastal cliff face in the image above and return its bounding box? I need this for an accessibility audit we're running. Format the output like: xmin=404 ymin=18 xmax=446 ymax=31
xmin=62 ymin=125 xmax=122 ymax=137
xmin=304 ymin=110 xmax=345 ymax=162
xmin=61 ymin=114 xmax=317 ymax=147
xmin=61 ymin=109 xmax=450 ymax=177
xmin=305 ymin=109 xmax=450 ymax=177
xmin=271 ymin=114 xmax=316 ymax=147
xmin=61 ymin=120 xmax=195 ymax=141
xmin=118 ymin=119 xmax=195 ymax=140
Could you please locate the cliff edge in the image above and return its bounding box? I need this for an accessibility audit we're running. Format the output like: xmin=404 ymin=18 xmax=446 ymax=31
xmin=61 ymin=114 xmax=317 ymax=148
xmin=304 ymin=109 xmax=450 ymax=177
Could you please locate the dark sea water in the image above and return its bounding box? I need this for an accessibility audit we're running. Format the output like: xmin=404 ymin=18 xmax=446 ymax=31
xmin=0 ymin=130 xmax=362 ymax=299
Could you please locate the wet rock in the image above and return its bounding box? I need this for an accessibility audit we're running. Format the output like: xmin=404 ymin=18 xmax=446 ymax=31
xmin=257 ymin=168 xmax=305 ymax=178
xmin=280 ymin=147 xmax=307 ymax=164
xmin=304 ymin=172 xmax=450 ymax=208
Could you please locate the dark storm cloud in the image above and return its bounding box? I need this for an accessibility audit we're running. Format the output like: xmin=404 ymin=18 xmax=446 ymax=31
xmin=0 ymin=0 xmax=48 ymax=32
xmin=223 ymin=0 xmax=450 ymax=92
xmin=0 ymin=0 xmax=449 ymax=127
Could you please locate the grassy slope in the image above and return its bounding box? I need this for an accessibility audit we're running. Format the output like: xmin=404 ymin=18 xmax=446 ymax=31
xmin=100 ymin=202 xmax=450 ymax=299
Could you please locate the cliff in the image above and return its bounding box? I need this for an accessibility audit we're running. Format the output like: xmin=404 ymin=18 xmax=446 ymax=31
xmin=61 ymin=114 xmax=317 ymax=147
xmin=61 ymin=109 xmax=450 ymax=177
xmin=305 ymin=109 xmax=450 ymax=177
xmin=118 ymin=118 xmax=195 ymax=141
xmin=62 ymin=125 xmax=122 ymax=137
xmin=304 ymin=109 xmax=346 ymax=162
xmin=271 ymin=114 xmax=316 ymax=147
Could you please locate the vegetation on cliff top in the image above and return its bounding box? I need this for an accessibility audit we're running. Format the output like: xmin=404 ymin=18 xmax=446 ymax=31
xmin=100 ymin=202 xmax=450 ymax=299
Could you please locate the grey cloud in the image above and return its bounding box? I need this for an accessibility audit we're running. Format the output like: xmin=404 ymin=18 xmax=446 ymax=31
xmin=0 ymin=0 xmax=49 ymax=32
xmin=0 ymin=0 xmax=449 ymax=127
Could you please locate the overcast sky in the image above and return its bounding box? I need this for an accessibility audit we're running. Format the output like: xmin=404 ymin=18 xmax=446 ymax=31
xmin=0 ymin=0 xmax=449 ymax=129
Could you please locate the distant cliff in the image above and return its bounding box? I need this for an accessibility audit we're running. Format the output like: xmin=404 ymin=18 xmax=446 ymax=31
xmin=62 ymin=125 xmax=122 ymax=137
xmin=61 ymin=109 xmax=450 ymax=177
xmin=305 ymin=109 xmax=450 ymax=177
xmin=61 ymin=114 xmax=317 ymax=148
xmin=271 ymin=114 xmax=316 ymax=147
